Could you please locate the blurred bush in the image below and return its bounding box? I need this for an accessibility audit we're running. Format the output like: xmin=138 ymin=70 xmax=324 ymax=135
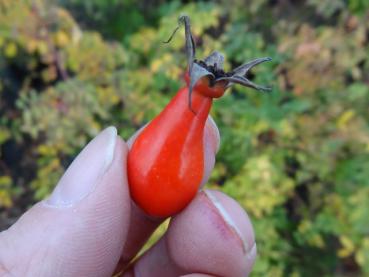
xmin=1 ymin=0 xmax=369 ymax=276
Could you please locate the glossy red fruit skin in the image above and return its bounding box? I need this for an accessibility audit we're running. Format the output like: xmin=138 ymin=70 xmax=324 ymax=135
xmin=127 ymin=79 xmax=223 ymax=217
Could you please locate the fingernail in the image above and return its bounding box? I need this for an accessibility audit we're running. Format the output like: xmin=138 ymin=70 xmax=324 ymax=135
xmin=204 ymin=189 xmax=255 ymax=255
xmin=247 ymin=243 xmax=257 ymax=261
xmin=206 ymin=116 xmax=220 ymax=154
xmin=46 ymin=126 xmax=117 ymax=207
xmin=200 ymin=117 xmax=220 ymax=187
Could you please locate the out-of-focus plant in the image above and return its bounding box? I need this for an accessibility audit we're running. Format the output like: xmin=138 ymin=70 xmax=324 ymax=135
xmin=1 ymin=0 xmax=369 ymax=276
xmin=57 ymin=0 xmax=163 ymax=39
xmin=0 ymin=0 xmax=126 ymax=206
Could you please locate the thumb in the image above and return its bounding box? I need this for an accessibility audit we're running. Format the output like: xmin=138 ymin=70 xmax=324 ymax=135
xmin=0 ymin=127 xmax=131 ymax=277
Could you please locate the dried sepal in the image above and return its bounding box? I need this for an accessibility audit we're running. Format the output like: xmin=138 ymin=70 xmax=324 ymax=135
xmin=163 ymin=15 xmax=196 ymax=74
xmin=231 ymin=57 xmax=272 ymax=77
xmin=188 ymin=63 xmax=215 ymax=111
xmin=217 ymin=75 xmax=272 ymax=92
xmin=204 ymin=51 xmax=225 ymax=69
xmin=165 ymin=15 xmax=272 ymax=111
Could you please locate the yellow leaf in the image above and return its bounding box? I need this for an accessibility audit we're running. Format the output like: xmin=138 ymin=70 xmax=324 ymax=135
xmin=338 ymin=236 xmax=355 ymax=258
xmin=0 ymin=190 xmax=12 ymax=208
xmin=337 ymin=110 xmax=355 ymax=129
xmin=151 ymin=60 xmax=160 ymax=72
xmin=37 ymin=144 xmax=57 ymax=156
xmin=310 ymin=234 xmax=325 ymax=248
xmin=55 ymin=31 xmax=70 ymax=48
xmin=26 ymin=39 xmax=38 ymax=53
xmin=355 ymin=250 xmax=365 ymax=266
xmin=0 ymin=176 xmax=11 ymax=185
xmin=4 ymin=42 xmax=17 ymax=58
xmin=0 ymin=176 xmax=12 ymax=208
xmin=37 ymin=41 xmax=49 ymax=55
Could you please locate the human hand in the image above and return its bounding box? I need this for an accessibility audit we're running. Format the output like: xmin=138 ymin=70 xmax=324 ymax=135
xmin=0 ymin=119 xmax=256 ymax=277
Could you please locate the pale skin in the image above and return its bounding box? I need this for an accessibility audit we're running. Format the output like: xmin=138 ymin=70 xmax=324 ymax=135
xmin=0 ymin=118 xmax=256 ymax=277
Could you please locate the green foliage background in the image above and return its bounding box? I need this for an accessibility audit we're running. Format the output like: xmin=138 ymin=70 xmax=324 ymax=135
xmin=1 ymin=0 xmax=369 ymax=276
